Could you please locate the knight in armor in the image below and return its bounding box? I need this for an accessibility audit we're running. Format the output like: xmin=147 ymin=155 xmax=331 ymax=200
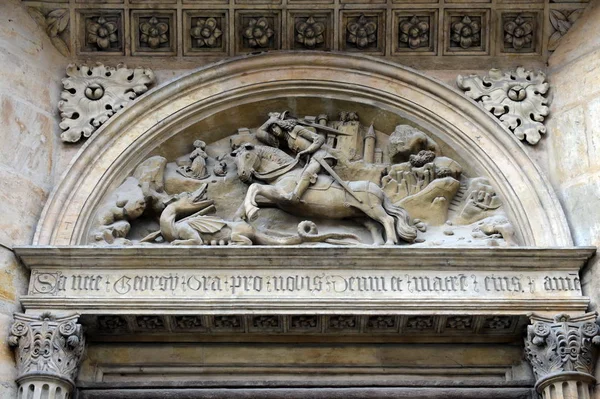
xmin=256 ymin=112 xmax=337 ymax=202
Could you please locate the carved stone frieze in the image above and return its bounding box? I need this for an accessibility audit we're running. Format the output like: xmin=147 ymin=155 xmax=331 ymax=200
xmin=87 ymin=108 xmax=519 ymax=247
xmin=27 ymin=7 xmax=70 ymax=56
xmin=9 ymin=313 xmax=85 ymax=398
xmin=525 ymin=313 xmax=600 ymax=397
xmin=548 ymin=9 xmax=583 ymax=52
xmin=59 ymin=63 xmax=155 ymax=143
xmin=457 ymin=67 xmax=549 ymax=145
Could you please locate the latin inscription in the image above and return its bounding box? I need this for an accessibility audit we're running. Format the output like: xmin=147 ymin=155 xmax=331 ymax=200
xmin=29 ymin=270 xmax=582 ymax=298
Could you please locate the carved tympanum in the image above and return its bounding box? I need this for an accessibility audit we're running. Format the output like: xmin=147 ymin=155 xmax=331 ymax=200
xmin=457 ymin=67 xmax=549 ymax=145
xmin=59 ymin=63 xmax=155 ymax=142
xmin=525 ymin=313 xmax=600 ymax=398
xmin=90 ymin=109 xmax=514 ymax=247
xmin=9 ymin=313 xmax=85 ymax=398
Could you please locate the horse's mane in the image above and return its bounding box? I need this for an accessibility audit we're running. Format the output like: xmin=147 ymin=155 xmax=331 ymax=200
xmin=254 ymin=144 xmax=294 ymax=165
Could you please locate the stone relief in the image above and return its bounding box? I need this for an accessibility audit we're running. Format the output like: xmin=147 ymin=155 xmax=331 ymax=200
xmin=450 ymin=16 xmax=481 ymax=50
xmin=503 ymin=14 xmax=535 ymax=52
xmin=399 ymin=16 xmax=430 ymax=50
xmin=242 ymin=17 xmax=275 ymax=49
xmin=190 ymin=17 xmax=223 ymax=49
xmin=89 ymin=110 xmax=516 ymax=247
xmin=86 ymin=16 xmax=120 ymax=51
xmin=27 ymin=7 xmax=70 ymax=56
xmin=139 ymin=16 xmax=169 ymax=50
xmin=457 ymin=67 xmax=550 ymax=145
xmin=346 ymin=14 xmax=377 ymax=50
xmin=9 ymin=313 xmax=85 ymax=386
xmin=59 ymin=63 xmax=155 ymax=143
xmin=295 ymin=16 xmax=325 ymax=49
xmin=548 ymin=9 xmax=583 ymax=52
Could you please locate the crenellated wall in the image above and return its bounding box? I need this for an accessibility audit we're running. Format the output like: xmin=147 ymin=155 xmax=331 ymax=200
xmin=0 ymin=0 xmax=67 ymax=396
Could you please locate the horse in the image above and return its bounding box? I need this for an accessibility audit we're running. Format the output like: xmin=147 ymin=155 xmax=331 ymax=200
xmin=231 ymin=143 xmax=418 ymax=245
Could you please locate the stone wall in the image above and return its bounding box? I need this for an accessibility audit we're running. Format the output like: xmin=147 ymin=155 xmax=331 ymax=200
xmin=545 ymin=0 xmax=600 ymax=392
xmin=0 ymin=0 xmax=66 ymax=396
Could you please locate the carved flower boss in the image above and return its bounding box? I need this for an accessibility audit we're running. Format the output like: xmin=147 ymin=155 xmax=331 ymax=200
xmin=59 ymin=64 xmax=155 ymax=142
xmin=457 ymin=67 xmax=549 ymax=145
xmin=504 ymin=15 xmax=533 ymax=50
xmin=140 ymin=16 xmax=169 ymax=49
xmin=190 ymin=17 xmax=222 ymax=48
xmin=347 ymin=14 xmax=377 ymax=49
xmin=296 ymin=16 xmax=325 ymax=49
xmin=400 ymin=16 xmax=429 ymax=49
xmin=243 ymin=17 xmax=274 ymax=48
xmin=451 ymin=16 xmax=481 ymax=49
xmin=87 ymin=16 xmax=118 ymax=50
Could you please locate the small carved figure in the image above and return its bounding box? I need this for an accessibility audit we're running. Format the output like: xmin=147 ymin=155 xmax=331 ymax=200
xmin=213 ymin=156 xmax=228 ymax=177
xmin=177 ymin=139 xmax=210 ymax=180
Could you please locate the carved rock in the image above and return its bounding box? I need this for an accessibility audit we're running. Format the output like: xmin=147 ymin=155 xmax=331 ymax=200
xmin=59 ymin=63 xmax=155 ymax=143
xmin=457 ymin=67 xmax=549 ymax=145
xmin=387 ymin=125 xmax=440 ymax=163
xmin=399 ymin=176 xmax=460 ymax=225
xmin=9 ymin=313 xmax=85 ymax=398
xmin=525 ymin=313 xmax=600 ymax=397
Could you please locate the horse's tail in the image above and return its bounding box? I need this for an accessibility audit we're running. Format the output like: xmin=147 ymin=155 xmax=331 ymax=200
xmin=382 ymin=196 xmax=418 ymax=243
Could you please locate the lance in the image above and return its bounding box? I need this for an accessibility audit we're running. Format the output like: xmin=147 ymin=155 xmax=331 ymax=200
xmin=296 ymin=119 xmax=354 ymax=136
xmin=314 ymin=157 xmax=363 ymax=204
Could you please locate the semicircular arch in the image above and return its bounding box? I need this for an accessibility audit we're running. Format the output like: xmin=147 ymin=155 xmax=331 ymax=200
xmin=34 ymin=52 xmax=571 ymax=247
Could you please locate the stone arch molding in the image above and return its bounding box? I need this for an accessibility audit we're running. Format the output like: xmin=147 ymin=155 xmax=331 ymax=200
xmin=35 ymin=52 xmax=571 ymax=247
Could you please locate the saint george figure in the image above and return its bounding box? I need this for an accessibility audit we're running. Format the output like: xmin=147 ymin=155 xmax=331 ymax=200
xmin=178 ymin=139 xmax=210 ymax=180
xmin=256 ymin=111 xmax=337 ymax=202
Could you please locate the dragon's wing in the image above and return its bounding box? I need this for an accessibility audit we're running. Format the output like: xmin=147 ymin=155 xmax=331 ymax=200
xmin=187 ymin=215 xmax=227 ymax=233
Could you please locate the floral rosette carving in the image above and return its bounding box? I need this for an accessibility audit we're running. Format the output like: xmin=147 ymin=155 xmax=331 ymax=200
xmin=399 ymin=16 xmax=429 ymax=49
xmin=9 ymin=313 xmax=85 ymax=384
xmin=457 ymin=67 xmax=549 ymax=145
xmin=451 ymin=16 xmax=481 ymax=49
xmin=87 ymin=16 xmax=118 ymax=51
xmin=347 ymin=14 xmax=377 ymax=49
xmin=504 ymin=15 xmax=533 ymax=51
xmin=243 ymin=17 xmax=274 ymax=48
xmin=190 ymin=18 xmax=223 ymax=48
xmin=296 ymin=16 xmax=325 ymax=49
xmin=140 ymin=17 xmax=169 ymax=49
xmin=525 ymin=313 xmax=600 ymax=382
xmin=59 ymin=63 xmax=155 ymax=143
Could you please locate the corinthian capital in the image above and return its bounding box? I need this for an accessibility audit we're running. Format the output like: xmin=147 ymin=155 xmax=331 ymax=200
xmin=525 ymin=312 xmax=600 ymax=398
xmin=8 ymin=313 xmax=85 ymax=397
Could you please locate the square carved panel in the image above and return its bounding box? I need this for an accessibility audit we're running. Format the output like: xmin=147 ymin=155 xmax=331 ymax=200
xmin=77 ymin=10 xmax=124 ymax=55
xmin=340 ymin=11 xmax=385 ymax=54
xmin=184 ymin=10 xmax=228 ymax=56
xmin=131 ymin=10 xmax=177 ymax=56
xmin=235 ymin=10 xmax=281 ymax=54
xmin=288 ymin=11 xmax=333 ymax=51
xmin=499 ymin=11 xmax=541 ymax=54
xmin=444 ymin=9 xmax=490 ymax=55
xmin=393 ymin=10 xmax=438 ymax=55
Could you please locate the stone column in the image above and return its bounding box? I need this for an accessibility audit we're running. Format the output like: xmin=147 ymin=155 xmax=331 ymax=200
xmin=8 ymin=313 xmax=85 ymax=399
xmin=524 ymin=312 xmax=600 ymax=399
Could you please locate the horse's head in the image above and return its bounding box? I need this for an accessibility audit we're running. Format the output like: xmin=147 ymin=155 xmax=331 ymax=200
xmin=230 ymin=142 xmax=260 ymax=183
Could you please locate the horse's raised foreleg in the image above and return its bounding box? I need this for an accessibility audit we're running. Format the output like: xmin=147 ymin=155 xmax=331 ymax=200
xmin=243 ymin=184 xmax=289 ymax=221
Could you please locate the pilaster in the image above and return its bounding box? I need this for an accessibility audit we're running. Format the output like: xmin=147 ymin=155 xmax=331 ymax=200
xmin=525 ymin=312 xmax=600 ymax=399
xmin=8 ymin=313 xmax=85 ymax=399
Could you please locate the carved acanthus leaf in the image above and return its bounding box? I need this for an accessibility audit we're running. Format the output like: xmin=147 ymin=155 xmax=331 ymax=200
xmin=524 ymin=313 xmax=600 ymax=381
xmin=27 ymin=7 xmax=70 ymax=57
xmin=457 ymin=67 xmax=549 ymax=145
xmin=9 ymin=313 xmax=85 ymax=384
xmin=59 ymin=63 xmax=155 ymax=143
